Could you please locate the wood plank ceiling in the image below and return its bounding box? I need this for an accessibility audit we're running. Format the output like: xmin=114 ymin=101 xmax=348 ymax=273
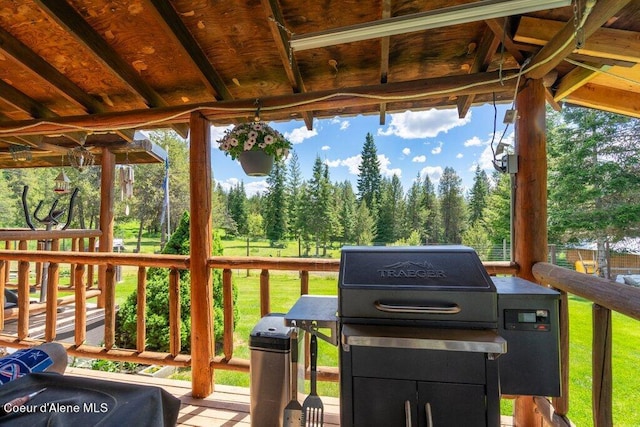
xmin=0 ymin=0 xmax=637 ymax=167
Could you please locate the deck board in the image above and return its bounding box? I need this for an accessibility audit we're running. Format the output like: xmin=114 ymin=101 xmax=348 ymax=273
xmin=66 ymin=367 xmax=341 ymax=426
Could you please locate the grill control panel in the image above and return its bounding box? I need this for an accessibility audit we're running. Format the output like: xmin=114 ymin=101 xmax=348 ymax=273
xmin=504 ymin=309 xmax=550 ymax=332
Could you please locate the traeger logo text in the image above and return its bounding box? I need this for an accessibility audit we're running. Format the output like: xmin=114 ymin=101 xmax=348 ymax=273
xmin=378 ymin=261 xmax=447 ymax=279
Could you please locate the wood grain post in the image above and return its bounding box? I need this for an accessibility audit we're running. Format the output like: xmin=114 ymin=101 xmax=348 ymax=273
xmin=223 ymin=268 xmax=234 ymax=360
xmin=17 ymin=240 xmax=29 ymax=340
xmin=513 ymin=78 xmax=548 ymax=426
xmin=301 ymin=270 xmax=309 ymax=295
xmin=70 ymin=238 xmax=78 ymax=288
xmin=103 ymin=264 xmax=116 ymax=349
xmin=189 ymin=111 xmax=214 ymax=398
xmin=514 ymin=78 xmax=548 ymax=282
xmin=87 ymin=237 xmax=96 ymax=288
xmin=593 ymin=304 xmax=612 ymax=426
xmin=551 ymin=290 xmax=570 ymax=416
xmin=169 ymin=268 xmax=181 ymax=357
xmin=74 ymin=262 xmax=86 ymax=346
xmin=260 ymin=269 xmax=270 ymax=317
xmin=45 ymin=238 xmax=60 ymax=341
xmin=136 ymin=266 xmax=147 ymax=352
xmin=98 ymin=148 xmax=116 ymax=308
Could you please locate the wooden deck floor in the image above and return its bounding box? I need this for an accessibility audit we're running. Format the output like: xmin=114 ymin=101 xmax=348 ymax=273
xmin=66 ymin=367 xmax=514 ymax=426
xmin=66 ymin=367 xmax=341 ymax=426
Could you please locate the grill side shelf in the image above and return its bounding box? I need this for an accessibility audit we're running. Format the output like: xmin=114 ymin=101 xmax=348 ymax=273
xmin=285 ymin=295 xmax=339 ymax=346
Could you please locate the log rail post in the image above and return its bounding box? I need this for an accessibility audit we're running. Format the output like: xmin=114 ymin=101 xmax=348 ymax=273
xmin=513 ymin=77 xmax=549 ymax=425
xmin=189 ymin=111 xmax=214 ymax=398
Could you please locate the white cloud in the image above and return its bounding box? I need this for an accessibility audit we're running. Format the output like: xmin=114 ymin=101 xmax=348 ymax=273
xmin=329 ymin=117 xmax=350 ymax=130
xmin=431 ymin=141 xmax=443 ymax=155
xmin=463 ymin=136 xmax=484 ymax=147
xmin=412 ymin=155 xmax=426 ymax=163
xmin=210 ymin=124 xmax=233 ymax=143
xmin=321 ymin=145 xmax=331 ymax=151
xmin=325 ymin=153 xmax=401 ymax=178
xmin=402 ymin=147 xmax=411 ymax=156
xmin=284 ymin=126 xmax=318 ymax=144
xmin=326 ymin=155 xmax=361 ymax=175
xmin=456 ymin=153 xmax=464 ymax=159
xmin=378 ymin=154 xmax=402 ymax=178
xmin=377 ymin=109 xmax=471 ymax=139
xmin=420 ymin=166 xmax=444 ymax=183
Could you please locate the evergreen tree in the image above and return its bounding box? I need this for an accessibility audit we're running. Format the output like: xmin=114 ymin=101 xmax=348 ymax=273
xmin=422 ymin=174 xmax=440 ymax=243
xmin=357 ymin=133 xmax=381 ymax=209
xmin=227 ymin=182 xmax=248 ymax=236
xmin=354 ymin=201 xmax=376 ymax=245
xmin=468 ymin=165 xmax=490 ymax=226
xmin=336 ymin=181 xmax=357 ymax=245
xmin=439 ymin=167 xmax=466 ymax=243
xmin=286 ymin=151 xmax=303 ymax=239
xmin=484 ymin=172 xmax=511 ymax=244
xmin=376 ymin=175 xmax=404 ymax=243
xmin=264 ymin=159 xmax=288 ymax=243
xmin=547 ymin=107 xmax=640 ymax=277
xmin=405 ymin=174 xmax=426 ymax=238
xmin=308 ymin=156 xmax=332 ymax=255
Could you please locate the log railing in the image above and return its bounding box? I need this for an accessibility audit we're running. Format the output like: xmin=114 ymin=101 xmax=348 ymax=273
xmin=533 ymin=261 xmax=640 ymax=427
xmin=0 ymin=243 xmax=520 ymax=393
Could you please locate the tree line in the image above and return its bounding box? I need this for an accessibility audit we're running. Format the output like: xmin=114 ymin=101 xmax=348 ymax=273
xmin=0 ymin=107 xmax=637 ymax=260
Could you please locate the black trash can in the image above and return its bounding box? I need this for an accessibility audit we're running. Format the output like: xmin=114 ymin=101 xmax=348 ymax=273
xmin=249 ymin=313 xmax=301 ymax=427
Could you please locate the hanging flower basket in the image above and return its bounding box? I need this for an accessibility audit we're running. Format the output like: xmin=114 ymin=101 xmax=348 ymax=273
xmin=238 ymin=150 xmax=274 ymax=176
xmin=217 ymin=122 xmax=292 ymax=176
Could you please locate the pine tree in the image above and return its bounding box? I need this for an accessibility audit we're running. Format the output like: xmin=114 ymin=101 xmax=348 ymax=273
xmin=405 ymin=174 xmax=426 ymax=239
xmin=439 ymin=167 xmax=466 ymax=243
xmin=308 ymin=156 xmax=332 ymax=255
xmin=468 ymin=165 xmax=490 ymax=226
xmin=422 ymin=174 xmax=440 ymax=243
xmin=354 ymin=201 xmax=376 ymax=245
xmin=484 ymin=172 xmax=512 ymax=244
xmin=376 ymin=175 xmax=405 ymax=243
xmin=286 ymin=151 xmax=303 ymax=239
xmin=264 ymin=159 xmax=288 ymax=243
xmin=357 ymin=133 xmax=381 ymax=209
xmin=336 ymin=181 xmax=357 ymax=245
xmin=227 ymin=182 xmax=248 ymax=236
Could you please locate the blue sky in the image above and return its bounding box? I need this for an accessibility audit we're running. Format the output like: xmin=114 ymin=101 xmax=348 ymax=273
xmin=210 ymin=103 xmax=514 ymax=197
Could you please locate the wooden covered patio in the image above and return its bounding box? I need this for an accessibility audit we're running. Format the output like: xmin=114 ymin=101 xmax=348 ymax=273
xmin=0 ymin=0 xmax=638 ymax=425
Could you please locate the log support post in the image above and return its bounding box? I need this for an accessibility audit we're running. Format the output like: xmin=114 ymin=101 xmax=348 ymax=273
xmin=190 ymin=111 xmax=214 ymax=398
xmin=513 ymin=77 xmax=549 ymax=426
xmin=98 ymin=148 xmax=116 ymax=308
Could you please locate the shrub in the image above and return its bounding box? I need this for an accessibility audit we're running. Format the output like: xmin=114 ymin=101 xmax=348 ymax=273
xmin=115 ymin=212 xmax=236 ymax=353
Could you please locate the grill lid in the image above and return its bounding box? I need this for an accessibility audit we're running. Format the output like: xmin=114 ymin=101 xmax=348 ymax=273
xmin=339 ymin=245 xmax=495 ymax=291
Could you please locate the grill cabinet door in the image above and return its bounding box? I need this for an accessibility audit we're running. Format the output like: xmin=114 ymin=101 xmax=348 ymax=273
xmin=353 ymin=377 xmax=417 ymax=426
xmin=417 ymin=382 xmax=487 ymax=427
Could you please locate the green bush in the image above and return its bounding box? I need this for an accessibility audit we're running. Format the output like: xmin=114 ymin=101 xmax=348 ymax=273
xmin=115 ymin=212 xmax=236 ymax=353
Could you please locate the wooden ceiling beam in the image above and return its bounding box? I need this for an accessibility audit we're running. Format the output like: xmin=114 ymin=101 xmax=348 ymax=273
xmin=566 ymin=83 xmax=640 ymax=118
xmin=0 ymin=27 xmax=106 ymax=114
xmin=0 ymin=79 xmax=88 ymax=144
xmin=34 ymin=0 xmax=189 ymax=138
xmin=525 ymin=0 xmax=634 ymax=80
xmin=486 ymin=18 xmax=559 ymax=111
xmin=146 ymin=0 xmax=233 ymax=101
xmin=379 ymin=0 xmax=391 ymax=125
xmin=0 ymin=70 xmax=519 ymax=137
xmin=457 ymin=26 xmax=501 ymax=118
xmin=554 ymin=63 xmax=612 ymax=101
xmin=262 ymin=0 xmax=314 ymax=130
xmin=515 ymin=16 xmax=640 ymax=63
